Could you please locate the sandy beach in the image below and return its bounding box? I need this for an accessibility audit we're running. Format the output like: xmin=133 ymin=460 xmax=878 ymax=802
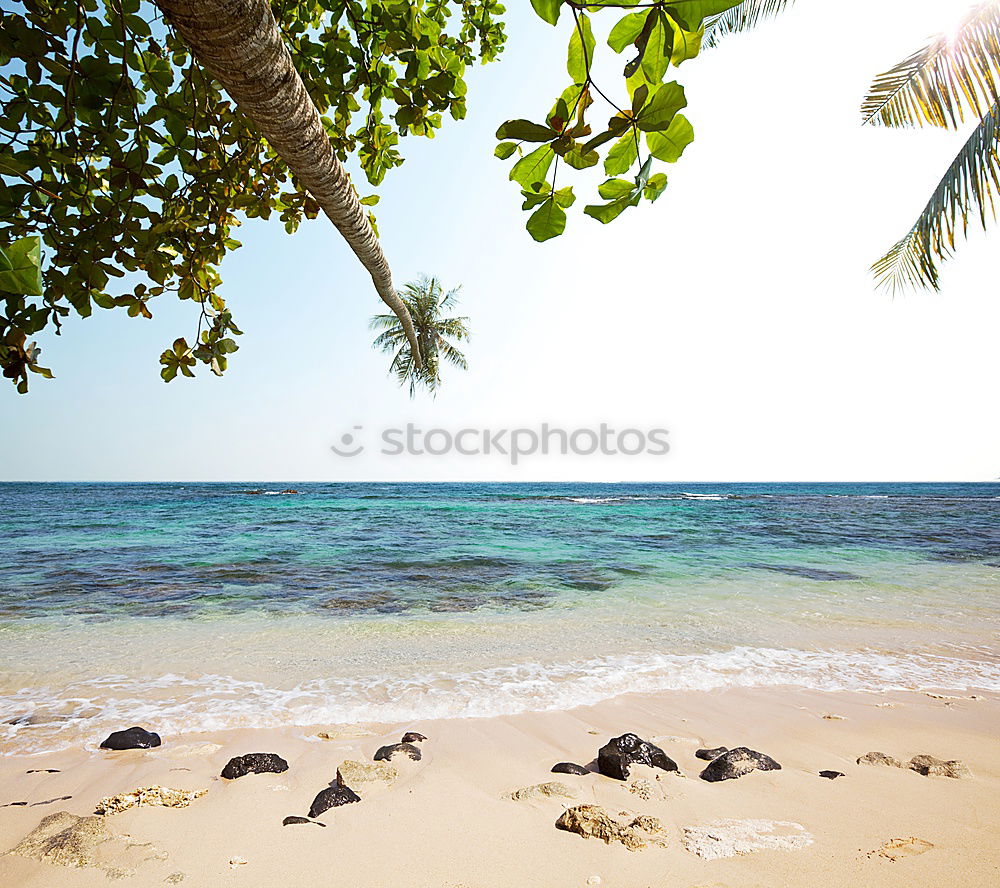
xmin=1 ymin=686 xmax=997 ymax=887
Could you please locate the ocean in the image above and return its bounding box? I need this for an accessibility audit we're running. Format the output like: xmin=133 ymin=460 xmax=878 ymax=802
xmin=1 ymin=482 xmax=998 ymax=753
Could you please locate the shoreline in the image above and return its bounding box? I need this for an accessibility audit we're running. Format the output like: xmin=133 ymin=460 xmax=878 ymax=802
xmin=2 ymin=686 xmax=998 ymax=886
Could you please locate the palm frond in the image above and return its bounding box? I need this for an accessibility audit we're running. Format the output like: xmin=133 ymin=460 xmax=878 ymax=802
xmin=369 ymin=313 xmax=402 ymax=331
xmin=438 ymin=340 xmax=469 ymax=370
xmin=872 ymin=99 xmax=1000 ymax=292
xmin=861 ymin=0 xmax=1000 ymax=128
xmin=372 ymin=329 xmax=406 ymax=351
xmin=702 ymin=0 xmax=796 ymax=50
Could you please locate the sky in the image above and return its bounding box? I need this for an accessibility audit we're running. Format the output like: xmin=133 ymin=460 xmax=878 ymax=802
xmin=2 ymin=0 xmax=998 ymax=482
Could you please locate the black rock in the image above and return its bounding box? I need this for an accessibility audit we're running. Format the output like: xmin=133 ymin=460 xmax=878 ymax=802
xmin=374 ymin=742 xmax=422 ymax=762
xmin=596 ymin=733 xmax=678 ymax=781
xmin=695 ymin=746 xmax=729 ymax=761
xmin=308 ymin=784 xmax=360 ymax=818
xmin=401 ymin=731 xmax=427 ymax=743
xmin=100 ymin=727 xmax=161 ymax=751
xmin=699 ymin=747 xmax=782 ymax=782
xmin=26 ymin=769 xmax=60 ymax=774
xmin=221 ymin=752 xmax=289 ymax=780
xmin=819 ymin=770 xmax=845 ymax=779
xmin=282 ymin=815 xmax=325 ymax=827
xmin=551 ymin=762 xmax=590 ymax=776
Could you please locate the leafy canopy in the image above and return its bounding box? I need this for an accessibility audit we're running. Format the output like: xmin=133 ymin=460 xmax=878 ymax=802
xmin=0 ymin=0 xmax=505 ymax=390
xmin=495 ymin=1 xmax=743 ymax=242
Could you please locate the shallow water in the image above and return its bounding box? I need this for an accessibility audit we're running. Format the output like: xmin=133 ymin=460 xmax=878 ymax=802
xmin=1 ymin=482 xmax=998 ymax=753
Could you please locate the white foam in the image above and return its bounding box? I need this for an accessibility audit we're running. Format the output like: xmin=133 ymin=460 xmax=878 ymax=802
xmin=2 ymin=647 xmax=998 ymax=755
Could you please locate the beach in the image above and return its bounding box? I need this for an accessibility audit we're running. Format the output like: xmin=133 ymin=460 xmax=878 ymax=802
xmin=1 ymin=686 xmax=998 ymax=886
xmin=1 ymin=482 xmax=998 ymax=884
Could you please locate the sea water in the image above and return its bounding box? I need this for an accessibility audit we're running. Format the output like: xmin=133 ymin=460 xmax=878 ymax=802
xmin=1 ymin=482 xmax=997 ymax=753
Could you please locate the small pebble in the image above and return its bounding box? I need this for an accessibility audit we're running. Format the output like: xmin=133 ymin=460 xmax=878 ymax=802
xmin=282 ymin=815 xmax=325 ymax=827
xmin=229 ymin=857 xmax=248 ymax=869
xmin=819 ymin=770 xmax=845 ymax=779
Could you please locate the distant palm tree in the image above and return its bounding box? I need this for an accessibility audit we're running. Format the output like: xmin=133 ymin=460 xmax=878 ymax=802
xmin=370 ymin=277 xmax=469 ymax=396
xmin=861 ymin=0 xmax=1000 ymax=292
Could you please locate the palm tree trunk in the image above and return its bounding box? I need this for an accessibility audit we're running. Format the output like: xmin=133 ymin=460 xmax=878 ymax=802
xmin=155 ymin=0 xmax=422 ymax=368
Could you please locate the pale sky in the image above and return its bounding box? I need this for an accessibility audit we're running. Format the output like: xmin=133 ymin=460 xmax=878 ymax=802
xmin=2 ymin=0 xmax=997 ymax=482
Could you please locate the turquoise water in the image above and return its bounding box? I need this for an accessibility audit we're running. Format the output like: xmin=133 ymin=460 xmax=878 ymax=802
xmin=1 ymin=482 xmax=998 ymax=752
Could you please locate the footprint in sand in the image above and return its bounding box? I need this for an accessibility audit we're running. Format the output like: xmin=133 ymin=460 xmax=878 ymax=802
xmin=872 ymin=837 xmax=935 ymax=861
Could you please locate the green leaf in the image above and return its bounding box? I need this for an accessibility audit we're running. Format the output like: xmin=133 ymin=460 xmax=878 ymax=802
xmin=552 ymin=186 xmax=576 ymax=209
xmin=608 ymin=12 xmax=647 ymax=53
xmin=0 ymin=236 xmax=42 ymax=297
xmin=666 ymin=13 xmax=703 ymax=65
xmin=646 ymin=114 xmax=694 ymax=162
xmin=496 ymin=119 xmax=558 ymax=142
xmin=604 ymin=132 xmax=639 ymax=175
xmin=509 ymin=145 xmax=555 ymax=190
xmin=636 ymin=82 xmax=687 ymax=131
xmin=567 ymin=12 xmax=596 ymax=83
xmin=0 ymin=247 xmax=12 ymax=273
xmin=643 ymin=172 xmax=668 ymax=202
xmin=530 ymin=0 xmax=562 ymax=26
xmin=598 ymin=178 xmax=637 ymax=200
xmin=526 ymin=198 xmax=567 ymax=242
xmin=583 ymin=193 xmax=640 ymax=224
xmin=564 ymin=144 xmax=599 ymax=169
xmin=641 ymin=12 xmax=671 ymax=84
xmin=664 ymin=1 xmax=742 ymax=28
xmin=495 ymin=142 xmax=518 ymax=160
xmin=359 ymin=194 xmax=380 ymax=206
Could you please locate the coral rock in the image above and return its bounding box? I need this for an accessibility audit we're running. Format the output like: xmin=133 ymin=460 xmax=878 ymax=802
xmin=857 ymin=751 xmax=904 ymax=768
xmin=336 ymin=760 xmax=397 ymax=787
xmin=907 ymin=754 xmax=971 ymax=778
xmin=9 ymin=811 xmax=111 ymax=867
xmin=95 ymin=786 xmax=206 ymax=815
xmin=505 ymin=782 xmax=577 ymax=801
xmin=683 ymin=819 xmax=813 ymax=859
xmin=555 ymin=804 xmax=667 ymax=851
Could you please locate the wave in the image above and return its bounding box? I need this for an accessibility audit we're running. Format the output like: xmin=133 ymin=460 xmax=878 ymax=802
xmin=3 ymin=647 xmax=998 ymax=755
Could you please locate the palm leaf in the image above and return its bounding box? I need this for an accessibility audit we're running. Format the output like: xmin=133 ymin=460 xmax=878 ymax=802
xmin=861 ymin=0 xmax=1000 ymax=128
xmin=872 ymin=99 xmax=1000 ymax=291
xmin=369 ymin=313 xmax=402 ymax=331
xmin=702 ymin=0 xmax=796 ymax=49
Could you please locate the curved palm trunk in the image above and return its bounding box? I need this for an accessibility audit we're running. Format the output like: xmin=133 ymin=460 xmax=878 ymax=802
xmin=156 ymin=0 xmax=422 ymax=368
